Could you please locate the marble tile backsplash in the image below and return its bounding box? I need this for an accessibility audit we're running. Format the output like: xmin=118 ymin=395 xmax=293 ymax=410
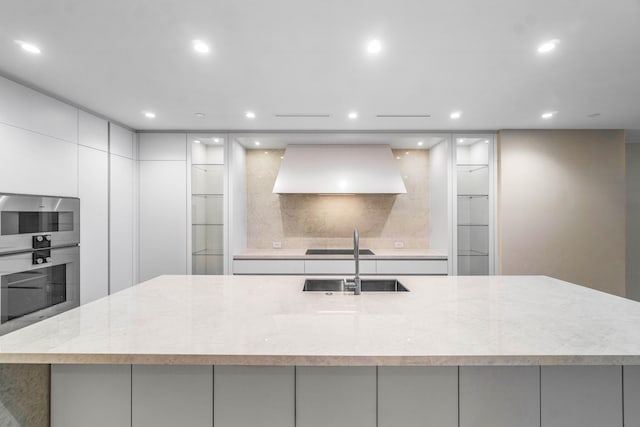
xmin=247 ymin=148 xmax=429 ymax=249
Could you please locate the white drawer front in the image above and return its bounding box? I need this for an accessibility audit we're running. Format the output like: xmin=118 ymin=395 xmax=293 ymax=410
xmin=376 ymin=260 xmax=447 ymax=275
xmin=233 ymin=260 xmax=305 ymax=275
xmin=304 ymin=260 xmax=376 ymax=275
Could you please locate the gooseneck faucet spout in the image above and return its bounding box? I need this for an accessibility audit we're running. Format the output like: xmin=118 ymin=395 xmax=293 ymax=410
xmin=353 ymin=228 xmax=361 ymax=295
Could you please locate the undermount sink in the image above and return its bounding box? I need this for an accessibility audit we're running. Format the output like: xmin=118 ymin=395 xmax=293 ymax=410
xmin=303 ymin=278 xmax=409 ymax=292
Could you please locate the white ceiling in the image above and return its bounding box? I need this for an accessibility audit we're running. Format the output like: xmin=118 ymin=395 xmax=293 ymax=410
xmin=1 ymin=0 xmax=639 ymax=131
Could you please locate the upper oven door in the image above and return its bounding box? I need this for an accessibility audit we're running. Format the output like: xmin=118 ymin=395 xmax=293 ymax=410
xmin=0 ymin=193 xmax=80 ymax=254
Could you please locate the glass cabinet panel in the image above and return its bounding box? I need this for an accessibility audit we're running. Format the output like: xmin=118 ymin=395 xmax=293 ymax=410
xmin=190 ymin=135 xmax=225 ymax=275
xmin=456 ymin=137 xmax=492 ymax=275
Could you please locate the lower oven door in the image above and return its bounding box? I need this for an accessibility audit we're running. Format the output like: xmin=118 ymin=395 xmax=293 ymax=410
xmin=0 ymin=245 xmax=79 ymax=335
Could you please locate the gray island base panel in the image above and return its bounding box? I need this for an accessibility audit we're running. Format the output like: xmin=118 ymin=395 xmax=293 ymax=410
xmin=2 ymin=275 xmax=640 ymax=425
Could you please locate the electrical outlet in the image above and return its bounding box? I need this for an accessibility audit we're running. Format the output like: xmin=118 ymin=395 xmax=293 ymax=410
xmin=394 ymin=241 xmax=405 ymax=249
xmin=272 ymin=242 xmax=282 ymax=249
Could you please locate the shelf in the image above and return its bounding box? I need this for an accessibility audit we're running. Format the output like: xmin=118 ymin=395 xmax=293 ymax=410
xmin=458 ymin=250 xmax=489 ymax=256
xmin=457 ymin=163 xmax=488 ymax=167
xmin=458 ymin=224 xmax=488 ymax=227
xmin=192 ymin=193 xmax=224 ymax=196
xmin=193 ymin=250 xmax=223 ymax=256
xmin=458 ymin=194 xmax=488 ymax=198
xmin=192 ymin=163 xmax=224 ymax=166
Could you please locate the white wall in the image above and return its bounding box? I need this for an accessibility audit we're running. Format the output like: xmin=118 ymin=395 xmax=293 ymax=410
xmin=138 ymin=133 xmax=188 ymax=281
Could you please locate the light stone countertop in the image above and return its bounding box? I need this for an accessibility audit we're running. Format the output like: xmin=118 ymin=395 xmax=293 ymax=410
xmin=233 ymin=248 xmax=447 ymax=259
xmin=1 ymin=275 xmax=640 ymax=366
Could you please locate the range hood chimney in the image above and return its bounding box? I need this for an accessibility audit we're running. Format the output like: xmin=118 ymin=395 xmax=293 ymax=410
xmin=272 ymin=144 xmax=407 ymax=194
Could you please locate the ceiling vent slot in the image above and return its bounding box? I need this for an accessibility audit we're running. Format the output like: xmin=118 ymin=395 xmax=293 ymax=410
xmin=275 ymin=113 xmax=331 ymax=118
xmin=376 ymin=114 xmax=431 ymax=118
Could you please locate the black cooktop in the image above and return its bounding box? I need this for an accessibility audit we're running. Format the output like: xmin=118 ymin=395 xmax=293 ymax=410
xmin=305 ymin=249 xmax=375 ymax=255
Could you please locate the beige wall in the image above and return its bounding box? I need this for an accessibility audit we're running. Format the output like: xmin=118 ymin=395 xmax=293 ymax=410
xmin=246 ymin=149 xmax=429 ymax=249
xmin=498 ymin=130 xmax=626 ymax=296
xmin=626 ymin=141 xmax=640 ymax=300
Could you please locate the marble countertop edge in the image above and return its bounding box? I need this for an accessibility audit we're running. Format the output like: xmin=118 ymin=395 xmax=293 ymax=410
xmin=2 ymin=353 xmax=640 ymax=366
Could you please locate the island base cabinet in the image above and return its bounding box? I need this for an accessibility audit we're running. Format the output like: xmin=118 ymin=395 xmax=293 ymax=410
xmin=459 ymin=366 xmax=540 ymax=427
xmin=214 ymin=366 xmax=294 ymax=427
xmin=624 ymin=366 xmax=640 ymax=426
xmin=541 ymin=366 xmax=622 ymax=427
xmin=132 ymin=365 xmax=212 ymax=427
xmin=378 ymin=366 xmax=457 ymax=427
xmin=51 ymin=364 xmax=131 ymax=427
xmin=296 ymin=366 xmax=377 ymax=427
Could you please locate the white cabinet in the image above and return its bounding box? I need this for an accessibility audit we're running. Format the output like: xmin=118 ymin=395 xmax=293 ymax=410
xmin=109 ymin=124 xmax=136 ymax=292
xmin=0 ymin=123 xmax=78 ymax=197
xmin=78 ymin=145 xmax=109 ymax=304
xmin=0 ymin=75 xmax=78 ymax=143
xmin=376 ymin=259 xmax=447 ymax=275
xmin=214 ymin=366 xmax=295 ymax=427
xmin=378 ymin=366 xmax=458 ymax=427
xmin=233 ymin=259 xmax=305 ymax=275
xmin=541 ymin=366 xmax=622 ymax=427
xmin=78 ymin=110 xmax=108 ymax=151
xmin=459 ymin=366 xmax=539 ymax=427
xmin=132 ymin=365 xmax=212 ymax=427
xmin=139 ymin=133 xmax=187 ymax=281
xmin=51 ymin=364 xmax=131 ymax=427
xmin=304 ymin=259 xmax=376 ymax=275
xmin=233 ymin=258 xmax=446 ymax=275
xmin=296 ymin=366 xmax=376 ymax=427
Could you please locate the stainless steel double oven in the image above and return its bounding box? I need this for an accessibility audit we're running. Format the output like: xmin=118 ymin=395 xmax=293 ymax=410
xmin=0 ymin=193 xmax=80 ymax=335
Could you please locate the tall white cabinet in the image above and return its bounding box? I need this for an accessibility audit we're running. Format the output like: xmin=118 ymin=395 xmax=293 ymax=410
xmin=109 ymin=124 xmax=138 ymax=293
xmin=138 ymin=133 xmax=188 ymax=281
xmin=78 ymin=111 xmax=109 ymax=303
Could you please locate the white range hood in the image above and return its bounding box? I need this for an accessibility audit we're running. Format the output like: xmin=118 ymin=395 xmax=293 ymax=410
xmin=272 ymin=144 xmax=407 ymax=194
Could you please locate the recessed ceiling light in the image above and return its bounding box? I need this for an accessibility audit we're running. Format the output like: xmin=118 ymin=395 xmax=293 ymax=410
xmin=541 ymin=111 xmax=556 ymax=119
xmin=194 ymin=139 xmax=201 ymax=144
xmin=143 ymin=111 xmax=156 ymax=119
xmin=213 ymin=138 xmax=220 ymax=143
xmin=537 ymin=40 xmax=558 ymax=53
xmin=15 ymin=40 xmax=41 ymax=54
xmin=254 ymin=141 xmax=261 ymax=146
xmin=396 ymin=156 xmax=401 ymax=160
xmin=245 ymin=111 xmax=256 ymax=119
xmin=264 ymin=151 xmax=269 ymax=154
xmin=450 ymin=111 xmax=462 ymax=119
xmin=280 ymin=156 xmax=284 ymax=159
xmin=367 ymin=39 xmax=382 ymax=54
xmin=192 ymin=40 xmax=210 ymax=54
xmin=417 ymin=141 xmax=424 ymax=146
xmin=348 ymin=111 xmax=358 ymax=119
xmin=485 ymin=139 xmax=489 ymax=144
xmin=194 ymin=113 xmax=205 ymax=118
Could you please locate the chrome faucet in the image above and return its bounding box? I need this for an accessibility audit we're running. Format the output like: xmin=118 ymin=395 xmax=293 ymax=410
xmin=352 ymin=228 xmax=362 ymax=295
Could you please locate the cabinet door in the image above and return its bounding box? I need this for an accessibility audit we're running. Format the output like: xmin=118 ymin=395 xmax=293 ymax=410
xmin=459 ymin=366 xmax=539 ymax=427
xmin=110 ymin=154 xmax=135 ymax=292
xmin=132 ymin=365 xmax=212 ymax=427
xmin=541 ymin=366 xmax=622 ymax=427
xmin=376 ymin=259 xmax=448 ymax=275
xmin=214 ymin=366 xmax=294 ymax=427
xmin=233 ymin=259 xmax=305 ymax=275
xmin=624 ymin=366 xmax=640 ymax=426
xmin=378 ymin=366 xmax=457 ymax=427
xmin=51 ymin=364 xmax=131 ymax=427
xmin=296 ymin=366 xmax=376 ymax=427
xmin=79 ymin=145 xmax=109 ymax=303
xmin=304 ymin=259 xmax=376 ymax=275
xmin=139 ymin=161 xmax=187 ymax=281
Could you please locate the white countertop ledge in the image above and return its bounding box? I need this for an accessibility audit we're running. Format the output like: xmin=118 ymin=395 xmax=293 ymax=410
xmin=1 ymin=275 xmax=640 ymax=366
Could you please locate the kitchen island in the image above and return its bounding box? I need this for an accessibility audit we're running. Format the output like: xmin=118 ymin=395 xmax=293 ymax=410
xmin=2 ymin=274 xmax=640 ymax=426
